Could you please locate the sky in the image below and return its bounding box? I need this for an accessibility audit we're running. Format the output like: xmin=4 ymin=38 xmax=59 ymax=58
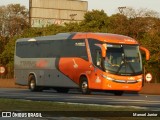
xmin=0 ymin=0 xmax=160 ymax=16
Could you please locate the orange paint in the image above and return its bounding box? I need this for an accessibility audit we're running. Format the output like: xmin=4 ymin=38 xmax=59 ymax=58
xmin=72 ymin=33 xmax=138 ymax=44
xmin=58 ymin=33 xmax=149 ymax=92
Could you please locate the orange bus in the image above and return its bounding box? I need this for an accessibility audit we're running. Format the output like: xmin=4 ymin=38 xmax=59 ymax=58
xmin=14 ymin=33 xmax=150 ymax=95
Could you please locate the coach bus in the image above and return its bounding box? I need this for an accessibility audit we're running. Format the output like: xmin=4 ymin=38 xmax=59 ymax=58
xmin=14 ymin=33 xmax=150 ymax=95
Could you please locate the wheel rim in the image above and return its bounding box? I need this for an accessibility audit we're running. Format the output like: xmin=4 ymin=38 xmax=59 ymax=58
xmin=30 ymin=80 xmax=35 ymax=90
xmin=82 ymin=81 xmax=88 ymax=92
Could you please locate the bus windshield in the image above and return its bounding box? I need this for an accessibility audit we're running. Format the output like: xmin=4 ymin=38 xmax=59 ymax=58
xmin=104 ymin=44 xmax=142 ymax=75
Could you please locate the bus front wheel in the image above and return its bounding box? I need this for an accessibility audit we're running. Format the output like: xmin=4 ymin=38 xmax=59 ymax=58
xmin=80 ymin=77 xmax=91 ymax=95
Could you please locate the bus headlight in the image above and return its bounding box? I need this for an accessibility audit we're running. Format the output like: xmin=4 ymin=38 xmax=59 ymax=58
xmin=137 ymin=78 xmax=142 ymax=82
xmin=102 ymin=75 xmax=114 ymax=81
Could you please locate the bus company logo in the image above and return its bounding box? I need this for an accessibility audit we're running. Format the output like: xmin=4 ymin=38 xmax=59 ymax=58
xmin=72 ymin=59 xmax=78 ymax=68
xmin=75 ymin=42 xmax=85 ymax=46
xmin=20 ymin=61 xmax=36 ymax=67
xmin=95 ymin=76 xmax=101 ymax=83
xmin=36 ymin=60 xmax=48 ymax=68
xmin=128 ymin=77 xmax=135 ymax=80
xmin=2 ymin=112 xmax=11 ymax=117
xmin=1 ymin=112 xmax=42 ymax=118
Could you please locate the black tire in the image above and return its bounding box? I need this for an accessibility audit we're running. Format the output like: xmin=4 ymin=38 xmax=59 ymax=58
xmin=80 ymin=77 xmax=91 ymax=95
xmin=28 ymin=75 xmax=42 ymax=92
xmin=114 ymin=91 xmax=124 ymax=96
xmin=55 ymin=88 xmax=69 ymax=93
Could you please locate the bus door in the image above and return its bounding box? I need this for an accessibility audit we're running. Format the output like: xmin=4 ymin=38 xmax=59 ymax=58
xmin=89 ymin=49 xmax=104 ymax=89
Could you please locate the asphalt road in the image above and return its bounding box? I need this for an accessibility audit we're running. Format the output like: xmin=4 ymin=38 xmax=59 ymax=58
xmin=0 ymin=88 xmax=160 ymax=111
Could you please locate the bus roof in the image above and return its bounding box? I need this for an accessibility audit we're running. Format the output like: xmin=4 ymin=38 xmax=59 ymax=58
xmin=16 ymin=32 xmax=138 ymax=45
xmin=72 ymin=33 xmax=138 ymax=44
xmin=16 ymin=33 xmax=71 ymax=42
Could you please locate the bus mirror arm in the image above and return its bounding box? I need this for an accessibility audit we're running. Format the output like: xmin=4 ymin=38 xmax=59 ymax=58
xmin=140 ymin=46 xmax=150 ymax=61
xmin=95 ymin=43 xmax=107 ymax=58
xmin=101 ymin=44 xmax=107 ymax=58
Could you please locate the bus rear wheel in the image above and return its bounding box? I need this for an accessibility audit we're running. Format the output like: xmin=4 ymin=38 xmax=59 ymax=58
xmin=28 ymin=75 xmax=42 ymax=92
xmin=80 ymin=77 xmax=91 ymax=95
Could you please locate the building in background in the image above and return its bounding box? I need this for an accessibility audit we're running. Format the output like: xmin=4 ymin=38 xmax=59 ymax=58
xmin=29 ymin=0 xmax=88 ymax=27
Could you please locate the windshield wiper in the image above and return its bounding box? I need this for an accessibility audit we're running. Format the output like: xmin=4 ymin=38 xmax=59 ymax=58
xmin=116 ymin=59 xmax=135 ymax=75
xmin=127 ymin=62 xmax=135 ymax=74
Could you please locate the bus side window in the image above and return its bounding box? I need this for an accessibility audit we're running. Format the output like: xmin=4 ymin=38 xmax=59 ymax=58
xmin=96 ymin=50 xmax=102 ymax=67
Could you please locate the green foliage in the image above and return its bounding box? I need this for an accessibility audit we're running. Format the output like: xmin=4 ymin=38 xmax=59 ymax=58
xmin=0 ymin=9 xmax=160 ymax=81
xmin=0 ymin=4 xmax=29 ymax=37
xmin=81 ymin=10 xmax=109 ymax=32
xmin=108 ymin=13 xmax=129 ymax=35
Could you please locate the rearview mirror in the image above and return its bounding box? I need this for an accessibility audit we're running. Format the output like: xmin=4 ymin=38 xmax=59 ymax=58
xmin=140 ymin=46 xmax=150 ymax=61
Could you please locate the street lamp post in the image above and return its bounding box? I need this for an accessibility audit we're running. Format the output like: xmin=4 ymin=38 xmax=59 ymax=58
xmin=118 ymin=7 xmax=126 ymax=14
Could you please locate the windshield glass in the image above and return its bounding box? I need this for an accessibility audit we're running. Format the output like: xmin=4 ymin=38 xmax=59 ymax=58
xmin=104 ymin=44 xmax=142 ymax=75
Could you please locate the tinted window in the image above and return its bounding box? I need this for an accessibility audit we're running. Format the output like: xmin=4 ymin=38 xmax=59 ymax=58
xmin=88 ymin=39 xmax=102 ymax=65
xmin=16 ymin=39 xmax=88 ymax=60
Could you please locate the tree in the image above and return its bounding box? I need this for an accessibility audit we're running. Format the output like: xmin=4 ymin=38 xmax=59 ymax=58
xmin=80 ymin=10 xmax=109 ymax=32
xmin=108 ymin=13 xmax=129 ymax=35
xmin=0 ymin=4 xmax=29 ymax=37
xmin=122 ymin=7 xmax=160 ymax=18
xmin=0 ymin=4 xmax=29 ymax=73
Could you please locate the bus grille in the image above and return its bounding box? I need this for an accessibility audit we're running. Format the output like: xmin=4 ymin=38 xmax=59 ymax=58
xmin=113 ymin=80 xmax=138 ymax=84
